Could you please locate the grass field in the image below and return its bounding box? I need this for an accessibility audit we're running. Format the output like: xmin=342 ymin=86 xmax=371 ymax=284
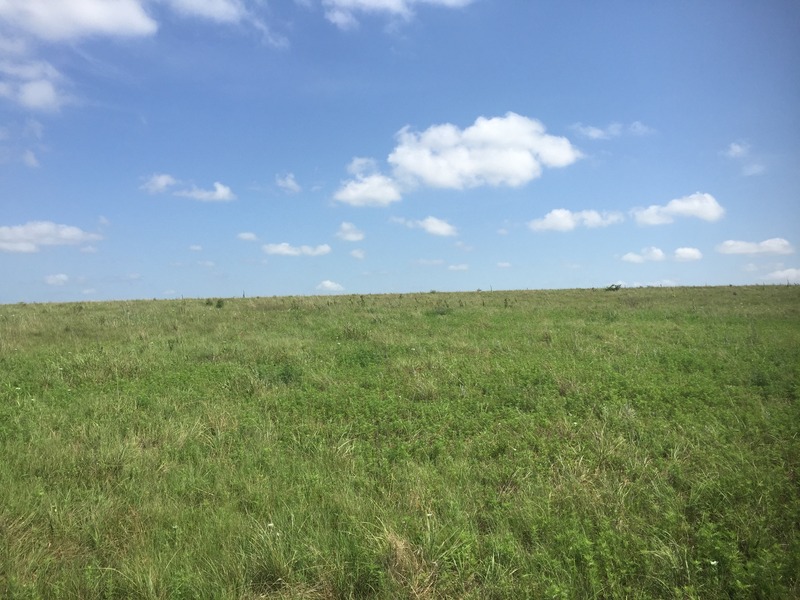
xmin=1 ymin=286 xmax=798 ymax=599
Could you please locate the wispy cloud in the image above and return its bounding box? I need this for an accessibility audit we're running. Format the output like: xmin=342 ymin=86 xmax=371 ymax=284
xmin=141 ymin=173 xmax=179 ymax=194
xmin=0 ymin=59 xmax=67 ymax=111
xmin=392 ymin=216 xmax=457 ymax=236
xmin=716 ymin=238 xmax=794 ymax=255
xmin=142 ymin=174 xmax=236 ymax=202
xmin=632 ymin=192 xmax=724 ymax=225
xmin=237 ymin=232 xmax=258 ymax=241
xmin=622 ymin=247 xmax=666 ymax=263
xmin=262 ymin=242 xmax=331 ymax=256
xmin=323 ymin=0 xmax=474 ymax=30
xmin=529 ymin=208 xmax=623 ymax=232
xmin=571 ymin=120 xmax=655 ymax=139
xmin=174 ymin=182 xmax=236 ymax=202
xmin=722 ymin=140 xmax=765 ymax=176
xmin=0 ymin=220 xmax=102 ymax=253
xmin=763 ymin=268 xmax=800 ymax=283
xmin=276 ymin=172 xmax=301 ymax=194
xmin=336 ymin=222 xmax=365 ymax=242
xmin=44 ymin=273 xmax=69 ymax=286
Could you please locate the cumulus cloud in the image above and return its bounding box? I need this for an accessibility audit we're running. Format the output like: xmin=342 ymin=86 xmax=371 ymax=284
xmin=44 ymin=273 xmax=69 ymax=286
xmin=716 ymin=238 xmax=794 ymax=255
xmin=389 ymin=112 xmax=581 ymax=189
xmin=334 ymin=113 xmax=581 ymax=206
xmin=393 ymin=216 xmax=457 ymax=236
xmin=0 ymin=220 xmax=102 ymax=253
xmin=323 ymin=0 xmax=473 ymax=29
xmin=276 ymin=172 xmax=301 ymax=194
xmin=763 ymin=268 xmax=800 ymax=283
xmin=0 ymin=0 xmax=158 ymax=42
xmin=263 ymin=242 xmax=331 ymax=256
xmin=529 ymin=208 xmax=623 ymax=232
xmin=334 ymin=158 xmax=402 ymax=206
xmin=237 ymin=232 xmax=258 ymax=241
xmin=632 ymin=192 xmax=724 ymax=225
xmin=336 ymin=222 xmax=365 ymax=242
xmin=674 ymin=247 xmax=702 ymax=261
xmin=622 ymin=247 xmax=665 ymax=263
xmin=174 ymin=182 xmax=236 ymax=202
xmin=317 ymin=279 xmax=344 ymax=292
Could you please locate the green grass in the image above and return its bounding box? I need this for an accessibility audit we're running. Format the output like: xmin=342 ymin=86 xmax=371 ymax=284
xmin=1 ymin=286 xmax=798 ymax=599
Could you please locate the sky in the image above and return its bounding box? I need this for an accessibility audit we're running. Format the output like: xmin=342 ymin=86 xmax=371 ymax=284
xmin=1 ymin=0 xmax=799 ymax=303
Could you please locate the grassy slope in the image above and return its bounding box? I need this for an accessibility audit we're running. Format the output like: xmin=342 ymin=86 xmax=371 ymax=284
xmin=1 ymin=286 xmax=798 ymax=599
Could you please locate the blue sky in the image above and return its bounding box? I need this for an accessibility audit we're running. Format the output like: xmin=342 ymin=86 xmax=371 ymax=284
xmin=1 ymin=0 xmax=799 ymax=303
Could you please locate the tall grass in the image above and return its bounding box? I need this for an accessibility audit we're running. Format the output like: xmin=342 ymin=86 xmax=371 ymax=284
xmin=1 ymin=286 xmax=798 ymax=598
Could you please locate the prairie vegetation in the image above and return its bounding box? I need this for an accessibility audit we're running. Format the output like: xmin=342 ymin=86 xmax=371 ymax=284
xmin=1 ymin=286 xmax=798 ymax=599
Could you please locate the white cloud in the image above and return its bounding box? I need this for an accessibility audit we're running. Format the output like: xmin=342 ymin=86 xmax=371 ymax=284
xmin=674 ymin=247 xmax=702 ymax=261
xmin=0 ymin=0 xmax=158 ymax=42
xmin=141 ymin=173 xmax=179 ymax=194
xmin=276 ymin=172 xmax=301 ymax=194
xmin=497 ymin=261 xmax=511 ymax=268
xmin=163 ymin=0 xmax=246 ymax=23
xmin=417 ymin=258 xmax=444 ymax=266
xmin=389 ymin=112 xmax=581 ymax=190
xmin=448 ymin=264 xmax=468 ymax=271
xmin=175 ymin=182 xmax=236 ymax=202
xmin=763 ymin=268 xmax=800 ymax=283
xmin=629 ymin=121 xmax=656 ymax=136
xmin=723 ymin=141 xmax=766 ymax=176
xmin=334 ymin=158 xmax=402 ymax=206
xmin=393 ymin=216 xmax=457 ymax=236
xmin=0 ymin=220 xmax=102 ymax=253
xmin=724 ymin=142 xmax=749 ymax=158
xmin=22 ymin=149 xmax=38 ymax=167
xmin=0 ymin=59 xmax=66 ymax=111
xmin=716 ymin=238 xmax=794 ymax=255
xmin=323 ymin=0 xmax=473 ymax=29
xmin=44 ymin=273 xmax=69 ymax=286
xmin=350 ymin=249 xmax=365 ymax=259
xmin=263 ymin=242 xmax=331 ymax=256
xmin=571 ymin=122 xmax=622 ymax=140
xmin=336 ymin=222 xmax=365 ymax=242
xmin=189 ymin=244 xmax=202 ymax=251
xmin=622 ymin=247 xmax=665 ymax=263
xmin=317 ymin=279 xmax=344 ymax=292
xmin=741 ymin=163 xmax=765 ymax=177
xmin=571 ymin=121 xmax=654 ymax=139
xmin=237 ymin=232 xmax=258 ymax=241
xmin=529 ymin=208 xmax=623 ymax=232
xmin=632 ymin=192 xmax=724 ymax=225
xmin=418 ymin=216 xmax=456 ymax=236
